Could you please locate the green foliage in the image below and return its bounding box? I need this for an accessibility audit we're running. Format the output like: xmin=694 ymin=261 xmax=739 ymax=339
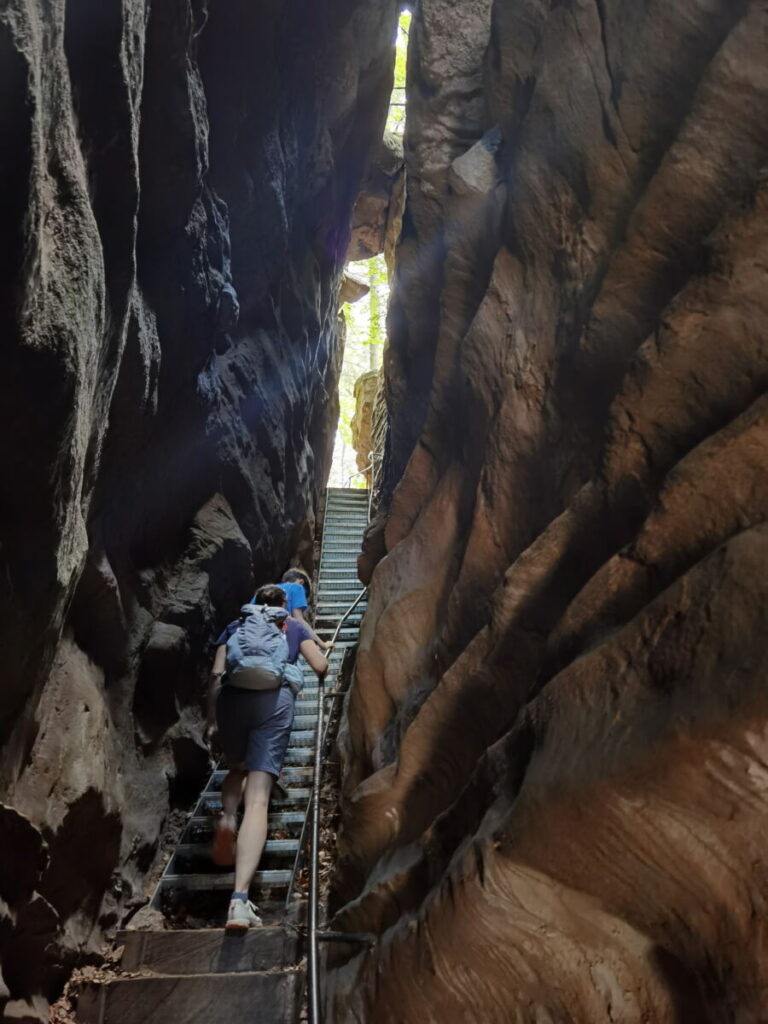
xmin=331 ymin=254 xmax=390 ymax=484
xmin=386 ymin=10 xmax=411 ymax=136
xmin=330 ymin=10 xmax=410 ymax=484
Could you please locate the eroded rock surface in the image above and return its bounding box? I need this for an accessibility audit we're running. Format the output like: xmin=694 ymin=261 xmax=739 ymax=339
xmin=347 ymin=132 xmax=405 ymax=268
xmin=350 ymin=370 xmax=381 ymax=478
xmin=331 ymin=0 xmax=768 ymax=1019
xmin=0 ymin=0 xmax=398 ymax=1014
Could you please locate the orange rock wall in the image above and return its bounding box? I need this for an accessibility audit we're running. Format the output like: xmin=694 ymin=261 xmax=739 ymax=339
xmin=331 ymin=0 xmax=768 ymax=1019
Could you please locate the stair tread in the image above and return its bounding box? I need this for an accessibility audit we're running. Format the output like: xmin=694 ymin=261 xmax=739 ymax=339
xmin=200 ymin=788 xmax=310 ymax=810
xmin=212 ymin=768 xmax=312 ymax=783
xmin=158 ymin=870 xmax=292 ymax=890
xmin=188 ymin=811 xmax=305 ymax=827
xmin=118 ymin=928 xmax=301 ymax=976
xmin=174 ymin=839 xmax=298 ymax=857
xmin=77 ymin=970 xmax=299 ymax=1024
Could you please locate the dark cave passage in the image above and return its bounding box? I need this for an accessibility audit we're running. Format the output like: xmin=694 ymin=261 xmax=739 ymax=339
xmin=2 ymin=0 xmax=768 ymax=1022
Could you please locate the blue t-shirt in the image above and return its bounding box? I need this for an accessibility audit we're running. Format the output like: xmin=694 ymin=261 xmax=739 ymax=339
xmin=216 ymin=615 xmax=311 ymax=663
xmin=277 ymin=581 xmax=308 ymax=613
xmin=248 ymin=583 xmax=307 ymax=612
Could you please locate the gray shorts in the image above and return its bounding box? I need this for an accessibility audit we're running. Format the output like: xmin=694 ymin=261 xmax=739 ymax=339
xmin=216 ymin=684 xmax=295 ymax=777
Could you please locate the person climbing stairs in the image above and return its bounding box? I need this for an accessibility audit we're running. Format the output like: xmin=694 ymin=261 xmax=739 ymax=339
xmin=75 ymin=487 xmax=369 ymax=1024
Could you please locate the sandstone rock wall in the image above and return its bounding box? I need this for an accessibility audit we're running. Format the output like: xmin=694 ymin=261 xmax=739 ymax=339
xmin=332 ymin=0 xmax=768 ymax=1019
xmin=0 ymin=0 xmax=398 ymax=1015
xmin=347 ymin=132 xmax=405 ymax=268
xmin=350 ymin=369 xmax=381 ymax=478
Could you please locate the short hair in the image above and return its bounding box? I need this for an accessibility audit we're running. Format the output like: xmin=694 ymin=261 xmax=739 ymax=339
xmin=282 ymin=568 xmax=311 ymax=596
xmin=253 ymin=584 xmax=287 ymax=607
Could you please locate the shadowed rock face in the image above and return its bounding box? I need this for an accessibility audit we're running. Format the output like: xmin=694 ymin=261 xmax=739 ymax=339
xmin=331 ymin=0 xmax=768 ymax=1019
xmin=0 ymin=0 xmax=398 ymax=1014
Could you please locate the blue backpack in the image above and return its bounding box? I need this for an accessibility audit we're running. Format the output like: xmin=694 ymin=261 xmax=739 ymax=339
xmin=225 ymin=604 xmax=289 ymax=691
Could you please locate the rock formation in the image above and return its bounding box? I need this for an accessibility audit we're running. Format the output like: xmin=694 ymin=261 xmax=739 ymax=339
xmin=347 ymin=132 xmax=405 ymax=271
xmin=0 ymin=0 xmax=398 ymax=1016
xmin=331 ymin=0 xmax=768 ymax=1019
xmin=349 ymin=370 xmax=380 ymax=479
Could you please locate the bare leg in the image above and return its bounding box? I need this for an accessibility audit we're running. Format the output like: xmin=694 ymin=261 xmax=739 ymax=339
xmin=234 ymin=771 xmax=274 ymax=894
xmin=220 ymin=766 xmax=246 ymax=832
xmin=212 ymin=766 xmax=246 ymax=866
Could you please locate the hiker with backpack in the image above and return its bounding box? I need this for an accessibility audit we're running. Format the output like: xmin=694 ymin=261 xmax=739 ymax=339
xmin=205 ymin=584 xmax=330 ymax=931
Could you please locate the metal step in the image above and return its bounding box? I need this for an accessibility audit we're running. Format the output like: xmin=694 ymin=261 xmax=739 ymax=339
xmin=317 ymin=589 xmax=367 ymax=600
xmin=316 ymin=616 xmax=363 ymax=628
xmin=157 ymin=870 xmax=292 ymax=892
xmin=200 ymin=789 xmax=311 ymax=812
xmin=187 ymin=810 xmax=306 ymax=829
xmin=317 ymin=605 xmax=366 ymax=616
xmin=283 ymin=747 xmax=314 ymax=765
xmin=210 ymin=767 xmax=313 ymax=787
xmin=173 ymin=838 xmax=299 ymax=860
xmin=317 ymin=598 xmax=367 ymax=607
xmin=268 ymin=787 xmax=311 ymax=805
xmin=292 ymin=716 xmax=319 ymax=731
xmin=173 ymin=838 xmax=299 ymax=858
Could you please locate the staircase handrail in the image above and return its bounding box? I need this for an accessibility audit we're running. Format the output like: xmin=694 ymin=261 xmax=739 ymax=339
xmin=304 ymin=455 xmax=383 ymax=1022
xmin=306 ymin=585 xmax=367 ymax=1024
xmin=283 ymin=584 xmax=367 ymax=910
xmin=304 ymin=478 xmax=379 ymax=1023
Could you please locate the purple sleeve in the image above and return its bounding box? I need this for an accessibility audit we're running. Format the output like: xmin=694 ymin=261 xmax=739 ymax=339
xmin=286 ymin=619 xmax=313 ymax=662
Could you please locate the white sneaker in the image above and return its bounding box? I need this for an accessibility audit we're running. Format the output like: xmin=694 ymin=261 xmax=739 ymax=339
xmin=225 ymin=898 xmax=262 ymax=931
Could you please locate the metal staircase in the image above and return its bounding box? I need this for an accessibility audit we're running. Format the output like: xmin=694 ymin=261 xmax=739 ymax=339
xmin=76 ymin=488 xmax=370 ymax=1023
xmin=152 ymin=487 xmax=369 ymax=918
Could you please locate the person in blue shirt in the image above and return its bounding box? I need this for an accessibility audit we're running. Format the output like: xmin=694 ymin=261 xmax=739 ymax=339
xmin=255 ymin=568 xmax=330 ymax=651
xmin=278 ymin=570 xmax=311 ymax=614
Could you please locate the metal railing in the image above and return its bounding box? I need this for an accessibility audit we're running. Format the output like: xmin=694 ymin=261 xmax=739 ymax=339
xmin=303 ymin=466 xmax=383 ymax=1023
xmin=344 ymin=450 xmax=384 ymax=521
xmin=306 ymin=586 xmax=368 ymax=1024
xmin=283 ymin=584 xmax=367 ymax=911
